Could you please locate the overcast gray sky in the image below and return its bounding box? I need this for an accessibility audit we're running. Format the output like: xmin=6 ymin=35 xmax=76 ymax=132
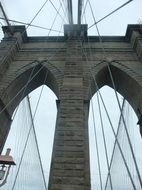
xmin=1 ymin=0 xmax=142 ymax=190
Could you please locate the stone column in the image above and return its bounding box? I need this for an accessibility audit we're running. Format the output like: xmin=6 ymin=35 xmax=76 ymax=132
xmin=48 ymin=26 xmax=90 ymax=189
xmin=0 ymin=26 xmax=27 ymax=152
xmin=0 ymin=102 xmax=12 ymax=153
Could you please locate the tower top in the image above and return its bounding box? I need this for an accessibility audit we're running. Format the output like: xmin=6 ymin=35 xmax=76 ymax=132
xmin=64 ymin=24 xmax=87 ymax=38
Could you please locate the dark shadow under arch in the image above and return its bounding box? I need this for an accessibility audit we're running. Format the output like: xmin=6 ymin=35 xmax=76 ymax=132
xmin=1 ymin=63 xmax=59 ymax=116
xmin=90 ymin=63 xmax=142 ymax=117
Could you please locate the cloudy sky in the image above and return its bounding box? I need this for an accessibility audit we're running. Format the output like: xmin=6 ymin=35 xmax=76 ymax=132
xmin=0 ymin=0 xmax=142 ymax=36
xmin=1 ymin=0 xmax=142 ymax=189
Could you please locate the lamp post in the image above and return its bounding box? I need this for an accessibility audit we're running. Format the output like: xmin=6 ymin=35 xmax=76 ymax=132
xmin=0 ymin=148 xmax=15 ymax=187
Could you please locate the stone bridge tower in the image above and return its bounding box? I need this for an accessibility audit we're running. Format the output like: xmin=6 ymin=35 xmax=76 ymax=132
xmin=0 ymin=24 xmax=142 ymax=189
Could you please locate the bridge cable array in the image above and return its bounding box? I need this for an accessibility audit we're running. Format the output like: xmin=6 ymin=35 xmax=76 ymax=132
xmin=1 ymin=96 xmax=47 ymax=190
xmin=80 ymin=0 xmax=142 ymax=189
xmin=0 ymin=0 xmax=142 ymax=190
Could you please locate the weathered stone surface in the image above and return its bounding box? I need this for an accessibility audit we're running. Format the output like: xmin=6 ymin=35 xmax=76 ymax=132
xmin=0 ymin=24 xmax=142 ymax=189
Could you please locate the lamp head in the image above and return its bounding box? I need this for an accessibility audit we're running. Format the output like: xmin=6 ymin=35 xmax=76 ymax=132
xmin=0 ymin=149 xmax=15 ymax=166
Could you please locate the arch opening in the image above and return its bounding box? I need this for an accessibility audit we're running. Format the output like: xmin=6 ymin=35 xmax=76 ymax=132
xmin=0 ymin=62 xmax=59 ymax=152
xmin=89 ymin=85 xmax=142 ymax=190
xmin=1 ymin=63 xmax=59 ymax=117
xmin=2 ymin=85 xmax=57 ymax=189
xmin=90 ymin=63 xmax=142 ymax=118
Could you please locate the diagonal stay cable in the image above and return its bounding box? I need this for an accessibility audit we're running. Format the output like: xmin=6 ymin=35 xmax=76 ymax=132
xmin=88 ymin=0 xmax=133 ymax=30
xmin=27 ymin=0 xmax=49 ymax=30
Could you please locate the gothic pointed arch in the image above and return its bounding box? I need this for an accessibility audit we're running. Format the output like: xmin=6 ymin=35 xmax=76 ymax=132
xmin=0 ymin=60 xmax=62 ymax=116
xmin=90 ymin=61 xmax=142 ymax=117
xmin=0 ymin=60 xmax=62 ymax=151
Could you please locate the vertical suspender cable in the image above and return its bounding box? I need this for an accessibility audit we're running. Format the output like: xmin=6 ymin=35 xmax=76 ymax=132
xmin=78 ymin=0 xmax=83 ymax=25
xmin=67 ymin=0 xmax=73 ymax=24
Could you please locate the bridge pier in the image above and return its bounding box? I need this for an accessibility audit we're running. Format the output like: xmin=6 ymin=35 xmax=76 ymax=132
xmin=0 ymin=23 xmax=142 ymax=189
xmin=48 ymin=26 xmax=90 ymax=189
